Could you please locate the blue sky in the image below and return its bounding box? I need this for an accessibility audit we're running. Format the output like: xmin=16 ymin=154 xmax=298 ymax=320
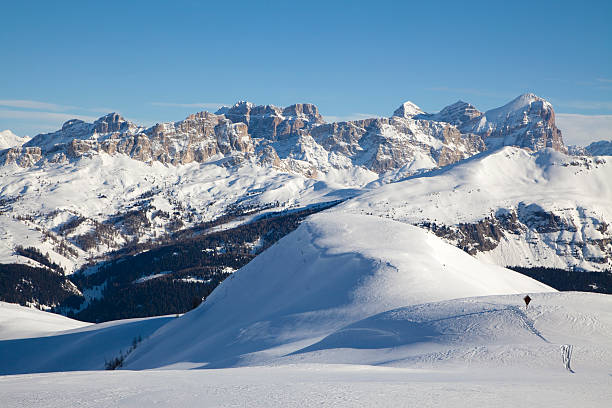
xmin=1 ymin=0 xmax=611 ymax=144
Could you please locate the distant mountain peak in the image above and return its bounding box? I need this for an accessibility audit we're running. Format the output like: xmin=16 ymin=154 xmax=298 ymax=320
xmin=392 ymin=101 xmax=424 ymax=118
xmin=419 ymin=100 xmax=482 ymax=127
xmin=485 ymin=93 xmax=550 ymax=120
xmin=93 ymin=112 xmax=131 ymax=134
xmin=0 ymin=129 xmax=30 ymax=150
xmin=61 ymin=119 xmax=86 ymax=130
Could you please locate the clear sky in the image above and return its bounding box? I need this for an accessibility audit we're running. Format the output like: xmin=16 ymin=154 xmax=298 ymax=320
xmin=1 ymin=0 xmax=611 ymax=144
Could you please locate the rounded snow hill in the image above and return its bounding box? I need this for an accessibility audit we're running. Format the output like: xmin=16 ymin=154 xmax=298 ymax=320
xmin=0 ymin=301 xmax=90 ymax=340
xmin=126 ymin=212 xmax=553 ymax=370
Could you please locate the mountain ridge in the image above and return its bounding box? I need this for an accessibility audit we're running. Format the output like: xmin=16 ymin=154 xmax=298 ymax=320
xmin=1 ymin=94 xmax=566 ymax=179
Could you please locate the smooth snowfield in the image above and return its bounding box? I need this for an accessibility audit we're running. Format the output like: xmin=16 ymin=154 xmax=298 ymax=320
xmin=0 ymin=301 xmax=90 ymax=340
xmin=125 ymin=212 xmax=552 ymax=370
xmin=1 ymin=364 xmax=610 ymax=408
xmin=0 ymin=311 xmax=174 ymax=375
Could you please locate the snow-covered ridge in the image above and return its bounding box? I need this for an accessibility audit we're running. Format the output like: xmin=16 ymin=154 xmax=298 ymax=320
xmin=338 ymin=146 xmax=612 ymax=271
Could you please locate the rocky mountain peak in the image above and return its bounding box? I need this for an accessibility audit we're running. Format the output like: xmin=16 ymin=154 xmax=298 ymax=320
xmin=217 ymin=101 xmax=254 ymax=116
xmin=93 ymin=113 xmax=130 ymax=134
xmin=281 ymin=103 xmax=324 ymax=123
xmin=2 ymin=94 xmax=569 ymax=175
xmin=419 ymin=100 xmax=482 ymax=127
xmin=484 ymin=93 xmax=551 ymax=122
xmin=392 ymin=101 xmax=424 ymax=118
xmin=61 ymin=119 xmax=86 ymax=130
xmin=584 ymin=140 xmax=612 ymax=156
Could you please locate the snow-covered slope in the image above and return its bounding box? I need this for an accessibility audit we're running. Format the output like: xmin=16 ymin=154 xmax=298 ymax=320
xmin=125 ymin=212 xmax=552 ymax=370
xmin=0 ymin=130 xmax=29 ymax=150
xmin=0 ymin=154 xmax=356 ymax=272
xmin=0 ymin=301 xmax=89 ymax=340
xmin=0 ymin=312 xmax=174 ymax=374
xmin=288 ymin=292 xmax=612 ymax=371
xmin=2 ymin=213 xmax=610 ymax=408
xmin=339 ymin=146 xmax=612 ymax=271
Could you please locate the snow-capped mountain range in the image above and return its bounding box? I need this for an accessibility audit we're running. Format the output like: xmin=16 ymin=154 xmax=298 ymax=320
xmin=0 ymin=93 xmax=610 ymax=277
xmin=2 ymin=93 xmax=564 ymax=178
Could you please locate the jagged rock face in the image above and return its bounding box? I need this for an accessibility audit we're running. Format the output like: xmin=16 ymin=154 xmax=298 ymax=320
xmin=220 ymin=101 xmax=324 ymax=141
xmin=417 ymin=101 xmax=482 ymax=128
xmin=1 ymin=146 xmax=42 ymax=166
xmin=93 ymin=113 xmax=131 ymax=134
xmin=1 ymin=94 xmax=568 ymax=181
xmin=145 ymin=111 xmax=251 ymax=165
xmin=304 ymin=115 xmax=484 ymax=174
xmin=479 ymin=95 xmax=566 ymax=152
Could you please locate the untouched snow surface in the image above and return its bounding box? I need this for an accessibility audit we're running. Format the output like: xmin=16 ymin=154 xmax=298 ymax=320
xmin=125 ymin=212 xmax=553 ymax=370
xmin=0 ymin=301 xmax=90 ymax=340
xmin=0 ymin=311 xmax=174 ymax=375
xmin=1 ymin=363 xmax=611 ymax=408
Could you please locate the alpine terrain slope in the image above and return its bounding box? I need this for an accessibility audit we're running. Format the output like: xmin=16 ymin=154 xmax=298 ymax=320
xmin=338 ymin=147 xmax=612 ymax=272
xmin=0 ymin=93 xmax=565 ymax=274
xmin=0 ymin=93 xmax=610 ymax=319
xmin=1 ymin=212 xmax=610 ymax=407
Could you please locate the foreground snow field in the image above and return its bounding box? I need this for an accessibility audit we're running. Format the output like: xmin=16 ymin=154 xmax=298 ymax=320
xmin=1 ymin=364 xmax=611 ymax=408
